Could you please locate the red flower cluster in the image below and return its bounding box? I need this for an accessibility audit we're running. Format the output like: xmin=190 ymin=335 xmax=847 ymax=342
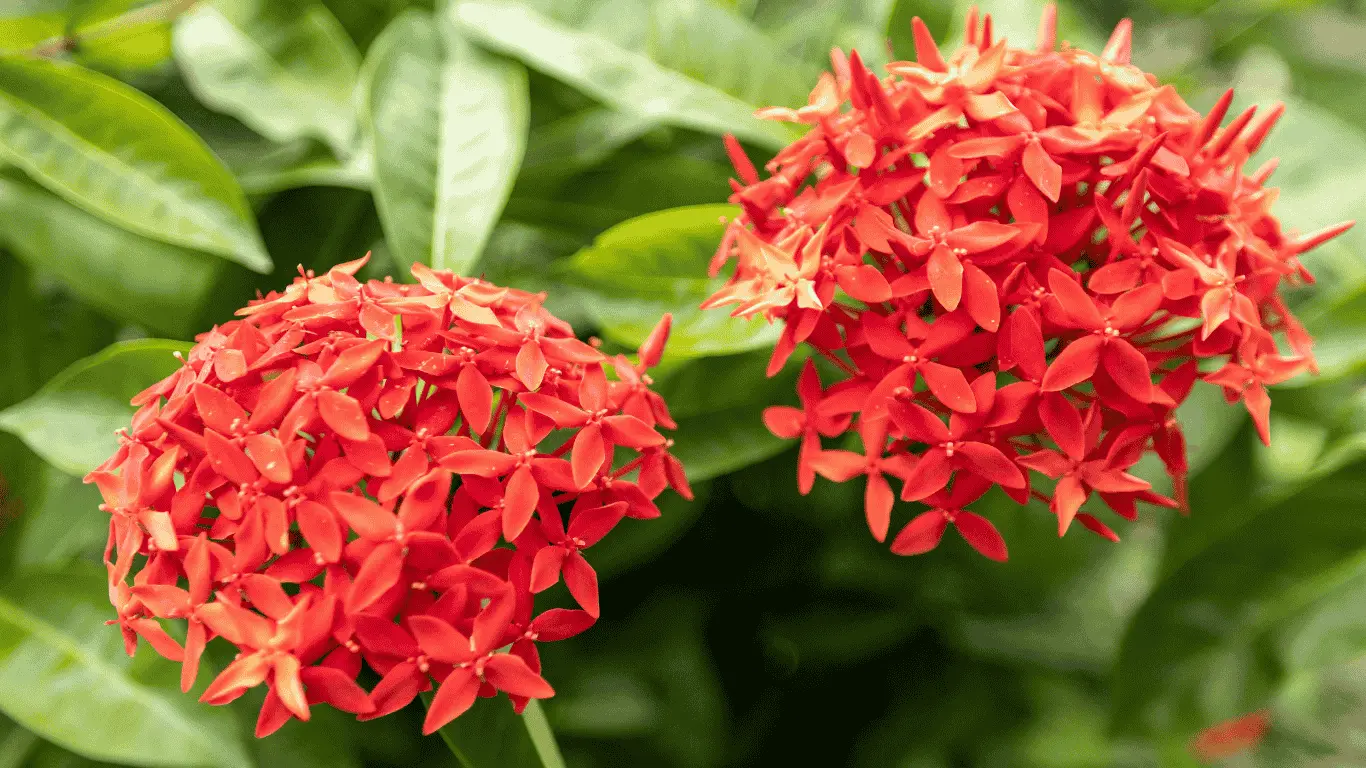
xmin=704 ymin=6 xmax=1351 ymax=559
xmin=87 ymin=256 xmax=688 ymax=737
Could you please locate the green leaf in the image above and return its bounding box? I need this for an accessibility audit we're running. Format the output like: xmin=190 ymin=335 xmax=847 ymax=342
xmin=0 ymin=255 xmax=43 ymax=411
xmin=0 ymin=173 xmax=222 ymax=338
xmin=751 ymin=0 xmax=898 ymax=69
xmin=239 ymin=693 xmax=362 ymax=768
xmin=668 ymin=400 xmax=787 ymax=485
xmin=947 ymin=0 xmax=1104 ymax=53
xmin=362 ymin=10 xmax=529 ymax=275
xmin=0 ymin=254 xmax=119 ymax=412
xmin=543 ymin=596 xmax=727 ymax=767
xmin=0 ymin=56 xmax=270 ymax=272
xmin=75 ymin=19 xmax=173 ymax=72
xmin=0 ymin=1 xmax=170 ymax=72
xmin=0 ymin=715 xmax=40 ymax=768
xmin=174 ymin=0 xmax=362 ymax=157
xmin=507 ymin=149 xmax=734 ymax=239
xmin=1112 ymin=452 xmax=1366 ymax=742
xmin=1223 ymin=75 xmax=1366 ymax=298
xmin=426 ymin=694 xmax=566 ymax=768
xmin=0 ymin=565 xmax=251 ymax=768
xmin=0 ymin=4 xmax=64 ymax=52
xmin=235 ymin=141 xmax=372 ymax=196
xmin=591 ymin=485 xmax=708 ymax=580
xmin=450 ymin=0 xmax=809 ymax=150
xmin=641 ymin=347 xmax=803 ymax=484
xmin=1258 ymin=652 xmax=1366 ymax=766
xmin=0 ymin=1 xmax=128 ymax=51
xmin=559 ymin=204 xmax=780 ymax=358
xmin=11 ymin=471 xmax=106 ymax=569
xmin=0 ymin=339 xmax=191 ymax=476
xmin=517 ymin=106 xmax=656 ymax=191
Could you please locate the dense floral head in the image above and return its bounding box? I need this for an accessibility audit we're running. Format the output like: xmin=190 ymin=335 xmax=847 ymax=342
xmin=87 ymin=255 xmax=689 ymax=737
xmin=704 ymin=6 xmax=1351 ymax=558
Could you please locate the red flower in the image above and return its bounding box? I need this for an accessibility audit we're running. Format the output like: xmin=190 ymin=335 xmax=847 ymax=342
xmin=1189 ymin=710 xmax=1271 ymax=763
xmin=88 ymin=255 xmax=687 ymax=737
xmin=706 ymin=6 xmax=1350 ymax=559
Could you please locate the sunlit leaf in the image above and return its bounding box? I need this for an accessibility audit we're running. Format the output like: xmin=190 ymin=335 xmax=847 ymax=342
xmin=450 ymin=0 xmax=809 ymax=150
xmin=0 ymin=565 xmax=251 ymax=768
xmin=559 ymin=204 xmax=780 ymax=358
xmin=362 ymin=10 xmax=528 ymax=274
xmin=174 ymin=0 xmax=362 ymax=157
xmin=0 ymin=56 xmax=270 ymax=272
xmin=0 ymin=173 xmax=222 ymax=338
xmin=0 ymin=339 xmax=190 ymax=476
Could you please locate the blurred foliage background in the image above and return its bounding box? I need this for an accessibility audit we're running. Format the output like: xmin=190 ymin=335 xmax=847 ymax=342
xmin=0 ymin=0 xmax=1364 ymax=766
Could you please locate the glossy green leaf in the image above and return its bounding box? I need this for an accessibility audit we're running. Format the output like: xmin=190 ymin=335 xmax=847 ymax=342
xmin=559 ymin=204 xmax=781 ymax=357
xmin=450 ymin=0 xmax=809 ymax=150
xmin=362 ymin=10 xmax=529 ymax=274
xmin=670 ymin=406 xmax=785 ymax=484
xmin=507 ymin=148 xmax=734 ymax=239
xmin=0 ymin=566 xmax=251 ymax=768
xmin=427 ymin=695 xmax=566 ymax=768
xmin=0 ymin=173 xmax=221 ymax=338
xmin=0 ymin=339 xmax=190 ymax=476
xmin=0 ymin=56 xmax=270 ymax=272
xmin=0 ymin=255 xmax=43 ymax=412
xmin=174 ymin=0 xmax=362 ymax=157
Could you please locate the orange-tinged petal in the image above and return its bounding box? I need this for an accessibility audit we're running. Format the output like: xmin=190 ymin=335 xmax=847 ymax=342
xmin=502 ymin=465 xmax=539 ymax=540
xmin=865 ymin=472 xmax=893 ymax=542
xmin=317 ymin=390 xmax=370 ymax=441
xmin=483 ymin=653 xmax=554 ymax=699
xmin=1041 ymin=335 xmax=1103 ymax=392
xmin=891 ymin=511 xmax=948 ymax=556
xmin=1022 ymin=139 xmax=1062 ymax=202
xmin=927 ymin=245 xmax=964 ymax=311
xmin=953 ymin=511 xmax=1008 ymax=561
xmin=329 ymin=492 xmax=396 ymax=541
xmin=347 ymin=541 xmax=404 ymax=612
xmin=422 ymin=668 xmax=479 ymax=734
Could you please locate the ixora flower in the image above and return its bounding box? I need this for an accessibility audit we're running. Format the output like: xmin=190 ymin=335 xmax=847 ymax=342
xmin=704 ymin=5 xmax=1353 ymax=560
xmin=86 ymin=255 xmax=689 ymax=737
